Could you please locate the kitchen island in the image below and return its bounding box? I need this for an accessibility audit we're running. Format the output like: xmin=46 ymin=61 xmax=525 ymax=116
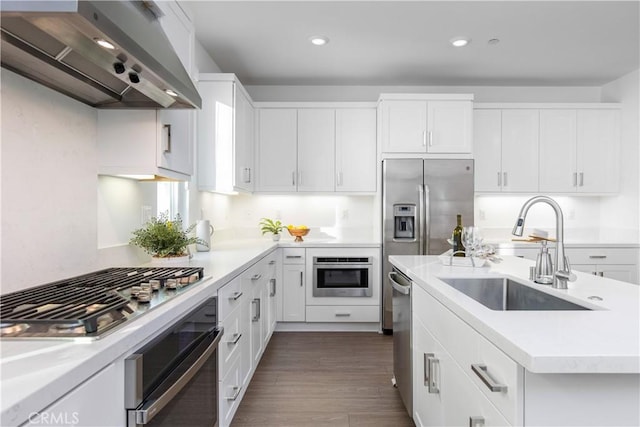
xmin=390 ymin=254 xmax=640 ymax=426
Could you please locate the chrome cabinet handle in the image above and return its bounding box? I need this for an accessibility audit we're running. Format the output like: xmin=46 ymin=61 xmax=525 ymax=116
xmin=422 ymin=130 xmax=427 ymax=146
xmin=252 ymin=298 xmax=261 ymax=321
xmin=270 ymin=278 xmax=276 ymax=297
xmin=225 ymin=386 xmax=242 ymax=401
xmin=423 ymin=353 xmax=431 ymax=386
xmin=573 ymin=172 xmax=578 ymax=187
xmin=227 ymin=332 xmax=242 ymax=345
xmin=286 ymin=255 xmax=302 ymax=259
xmin=427 ymin=354 xmax=439 ymax=394
xmin=335 ymin=312 xmax=351 ymax=317
xmin=497 ymin=172 xmax=502 ymax=187
xmin=428 ymin=130 xmax=433 ymax=147
xmin=162 ymin=124 xmax=171 ymax=153
xmin=269 ymin=260 xmax=276 ymax=265
xmin=229 ymin=291 xmax=243 ymax=301
xmin=471 ymin=364 xmax=508 ymax=392
xmin=251 ymin=274 xmax=262 ymax=281
xmin=503 ymin=172 xmax=508 ymax=187
xmin=579 ymin=172 xmax=584 ymax=187
xmin=469 ymin=416 xmax=485 ymax=427
xmin=299 ymin=271 xmax=303 ymax=287
xmin=337 ymin=171 xmax=343 ymax=187
xmin=589 ymin=255 xmax=607 ymax=259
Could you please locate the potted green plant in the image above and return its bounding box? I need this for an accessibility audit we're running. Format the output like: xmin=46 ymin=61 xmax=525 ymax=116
xmin=259 ymin=218 xmax=284 ymax=241
xmin=130 ymin=212 xmax=206 ymax=263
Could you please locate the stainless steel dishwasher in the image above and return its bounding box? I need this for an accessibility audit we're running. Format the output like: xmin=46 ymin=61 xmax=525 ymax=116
xmin=389 ymin=268 xmax=412 ymax=416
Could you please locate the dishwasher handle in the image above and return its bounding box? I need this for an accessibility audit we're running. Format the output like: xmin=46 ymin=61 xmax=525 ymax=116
xmin=388 ymin=272 xmax=411 ymax=295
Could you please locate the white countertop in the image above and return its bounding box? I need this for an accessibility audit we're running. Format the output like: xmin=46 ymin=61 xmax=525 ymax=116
xmin=389 ymin=255 xmax=640 ymax=374
xmin=0 ymin=237 xmax=379 ymax=426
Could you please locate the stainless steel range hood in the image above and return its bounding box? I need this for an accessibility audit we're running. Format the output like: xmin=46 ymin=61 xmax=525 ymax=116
xmin=0 ymin=1 xmax=201 ymax=109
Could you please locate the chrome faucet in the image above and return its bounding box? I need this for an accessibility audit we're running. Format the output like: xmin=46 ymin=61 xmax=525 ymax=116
xmin=512 ymin=196 xmax=576 ymax=289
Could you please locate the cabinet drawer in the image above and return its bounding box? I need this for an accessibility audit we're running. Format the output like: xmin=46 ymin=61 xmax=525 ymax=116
xmin=265 ymin=251 xmax=278 ymax=278
xmin=219 ymin=304 xmax=245 ymax=376
xmin=218 ymin=276 xmax=244 ymax=320
xmin=414 ymin=285 xmax=522 ymax=424
xmin=566 ymin=247 xmax=639 ymax=265
xmin=282 ymin=248 xmax=305 ymax=264
xmin=219 ymin=354 xmax=244 ymax=427
xmin=305 ymin=305 xmax=379 ymax=322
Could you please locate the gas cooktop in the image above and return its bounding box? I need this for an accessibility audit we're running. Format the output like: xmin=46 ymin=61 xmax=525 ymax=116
xmin=0 ymin=267 xmax=205 ymax=339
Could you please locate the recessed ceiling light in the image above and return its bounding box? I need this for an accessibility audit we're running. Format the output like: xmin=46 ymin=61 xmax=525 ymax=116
xmin=164 ymin=89 xmax=178 ymax=97
xmin=450 ymin=37 xmax=471 ymax=48
xmin=93 ymin=38 xmax=115 ymax=50
xmin=309 ymin=36 xmax=329 ymax=46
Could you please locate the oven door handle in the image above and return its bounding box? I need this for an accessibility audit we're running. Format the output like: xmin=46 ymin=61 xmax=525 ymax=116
xmin=130 ymin=327 xmax=224 ymax=425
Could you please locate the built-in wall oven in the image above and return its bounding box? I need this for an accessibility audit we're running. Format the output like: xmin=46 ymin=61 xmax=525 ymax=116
xmin=125 ymin=297 xmax=223 ymax=427
xmin=313 ymin=257 xmax=373 ymax=297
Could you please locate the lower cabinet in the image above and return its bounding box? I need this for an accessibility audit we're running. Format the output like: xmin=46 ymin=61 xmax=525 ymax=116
xmin=217 ymin=250 xmax=279 ymax=427
xmin=282 ymin=248 xmax=306 ymax=322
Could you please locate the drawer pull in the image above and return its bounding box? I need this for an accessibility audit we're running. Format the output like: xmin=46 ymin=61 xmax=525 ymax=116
xmin=270 ymin=278 xmax=276 ymax=297
xmin=469 ymin=416 xmax=485 ymax=427
xmin=229 ymin=291 xmax=243 ymax=301
xmin=286 ymin=255 xmax=303 ymax=259
xmin=227 ymin=333 xmax=242 ymax=345
xmin=427 ymin=355 xmax=439 ymax=394
xmin=335 ymin=312 xmax=351 ymax=317
xmin=269 ymin=260 xmax=276 ymax=265
xmin=251 ymin=274 xmax=262 ymax=281
xmin=225 ymin=386 xmax=242 ymax=401
xmin=252 ymin=298 xmax=261 ymax=321
xmin=589 ymin=255 xmax=607 ymax=259
xmin=471 ymin=364 xmax=507 ymax=392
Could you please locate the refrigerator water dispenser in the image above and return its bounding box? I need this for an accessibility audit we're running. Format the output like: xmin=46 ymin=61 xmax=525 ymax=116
xmin=394 ymin=204 xmax=416 ymax=239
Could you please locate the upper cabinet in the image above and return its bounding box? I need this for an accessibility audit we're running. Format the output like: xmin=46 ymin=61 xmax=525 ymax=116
xmin=155 ymin=0 xmax=195 ymax=79
xmin=255 ymin=104 xmax=377 ymax=193
xmin=474 ymin=104 xmax=620 ymax=194
xmin=197 ymin=74 xmax=255 ymax=193
xmin=379 ymin=94 xmax=473 ymax=155
xmin=97 ymin=109 xmax=193 ymax=180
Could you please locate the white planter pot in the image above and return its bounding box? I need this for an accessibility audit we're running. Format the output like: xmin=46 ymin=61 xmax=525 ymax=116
xmin=150 ymin=254 xmax=191 ymax=265
xmin=272 ymin=234 xmax=281 ymax=242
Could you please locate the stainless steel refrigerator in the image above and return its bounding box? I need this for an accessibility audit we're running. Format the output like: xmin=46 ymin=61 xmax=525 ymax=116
xmin=382 ymin=158 xmax=474 ymax=333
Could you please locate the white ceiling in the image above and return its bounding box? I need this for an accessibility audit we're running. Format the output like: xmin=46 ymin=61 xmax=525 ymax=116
xmin=186 ymin=1 xmax=640 ymax=87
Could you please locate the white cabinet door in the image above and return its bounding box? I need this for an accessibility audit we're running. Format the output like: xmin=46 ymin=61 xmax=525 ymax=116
xmin=282 ymin=265 xmax=305 ymax=322
xmin=157 ymin=109 xmax=193 ymax=176
xmin=413 ymin=316 xmax=445 ymax=427
xmin=297 ymin=109 xmax=335 ymax=191
xmin=381 ymin=100 xmax=428 ymax=153
xmin=256 ymin=109 xmax=298 ymax=192
xmin=250 ymin=281 xmax=264 ymax=367
xmin=501 ymin=109 xmax=539 ymax=192
xmin=335 ymin=108 xmax=377 ymax=192
xmin=474 ymin=109 xmax=502 ymax=192
xmin=234 ymin=88 xmax=255 ymax=192
xmin=427 ymin=101 xmax=473 ymax=153
xmin=539 ymin=109 xmax=576 ymax=193
xmin=577 ymin=109 xmax=620 ymax=193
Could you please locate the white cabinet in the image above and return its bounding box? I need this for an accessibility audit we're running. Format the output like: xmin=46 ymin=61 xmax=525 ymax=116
xmin=567 ymin=247 xmax=639 ymax=284
xmin=256 ymin=108 xmax=298 ymax=192
xmin=539 ymin=108 xmax=620 ymax=193
xmin=24 ymin=363 xmax=124 ymax=427
xmin=156 ymin=1 xmax=195 ymax=78
xmin=282 ymin=248 xmax=306 ymax=322
xmin=97 ymin=109 xmax=193 ymax=180
xmin=379 ymin=95 xmax=473 ymax=155
xmin=297 ymin=109 xmax=335 ymax=191
xmin=256 ymin=105 xmax=377 ymax=193
xmin=335 ymin=108 xmax=377 ymax=192
xmin=198 ymin=74 xmax=255 ymax=193
xmin=474 ymin=109 xmax=539 ymax=192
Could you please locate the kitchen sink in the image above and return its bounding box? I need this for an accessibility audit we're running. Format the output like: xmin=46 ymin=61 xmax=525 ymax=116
xmin=439 ymin=277 xmax=591 ymax=311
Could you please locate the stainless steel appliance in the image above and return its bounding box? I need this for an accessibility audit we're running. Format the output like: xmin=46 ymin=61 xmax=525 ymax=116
xmin=0 ymin=266 xmax=207 ymax=339
xmin=312 ymin=256 xmax=373 ymax=297
xmin=382 ymin=159 xmax=474 ymax=333
xmin=125 ymin=297 xmax=222 ymax=427
xmin=0 ymin=1 xmax=201 ymax=108
xmin=389 ymin=268 xmax=412 ymax=416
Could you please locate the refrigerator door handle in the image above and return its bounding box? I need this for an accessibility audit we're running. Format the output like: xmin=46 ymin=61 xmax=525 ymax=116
xmin=424 ymin=184 xmax=430 ymax=255
xmin=418 ymin=184 xmax=426 ymax=255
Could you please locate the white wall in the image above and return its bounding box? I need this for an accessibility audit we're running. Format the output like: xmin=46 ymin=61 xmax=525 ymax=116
xmin=1 ymin=71 xmax=99 ymax=294
xmin=246 ymin=85 xmax=602 ymax=103
xmin=600 ymin=69 xmax=640 ymax=237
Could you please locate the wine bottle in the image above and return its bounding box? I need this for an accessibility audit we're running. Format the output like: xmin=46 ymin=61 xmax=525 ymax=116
xmin=452 ymin=214 xmax=465 ymax=257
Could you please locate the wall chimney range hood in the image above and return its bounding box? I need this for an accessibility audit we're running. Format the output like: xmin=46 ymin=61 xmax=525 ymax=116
xmin=0 ymin=1 xmax=201 ymax=109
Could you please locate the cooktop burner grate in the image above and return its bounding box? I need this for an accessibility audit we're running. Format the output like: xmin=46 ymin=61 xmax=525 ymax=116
xmin=0 ymin=267 xmax=204 ymax=336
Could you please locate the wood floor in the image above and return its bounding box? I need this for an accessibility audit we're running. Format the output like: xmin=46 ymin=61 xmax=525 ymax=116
xmin=231 ymin=332 xmax=415 ymax=427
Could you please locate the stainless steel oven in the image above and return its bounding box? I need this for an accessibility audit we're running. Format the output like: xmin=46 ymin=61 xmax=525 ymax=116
xmin=125 ymin=297 xmax=223 ymax=427
xmin=312 ymin=257 xmax=373 ymax=297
